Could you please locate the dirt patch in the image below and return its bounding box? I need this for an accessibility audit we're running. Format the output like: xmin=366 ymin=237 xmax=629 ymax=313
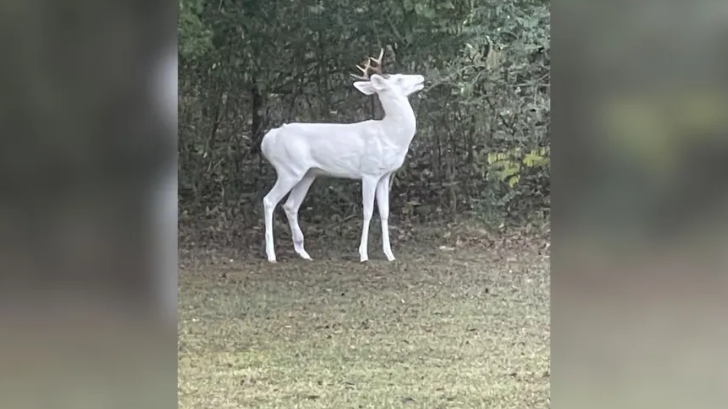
xmin=179 ymin=225 xmax=550 ymax=408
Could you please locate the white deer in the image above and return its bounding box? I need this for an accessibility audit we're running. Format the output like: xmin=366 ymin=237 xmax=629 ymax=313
xmin=261 ymin=49 xmax=424 ymax=262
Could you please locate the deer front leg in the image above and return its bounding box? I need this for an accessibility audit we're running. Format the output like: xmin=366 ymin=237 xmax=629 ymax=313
xmin=282 ymin=174 xmax=316 ymax=260
xmin=263 ymin=176 xmax=301 ymax=262
xmin=375 ymin=173 xmax=395 ymax=261
xmin=359 ymin=176 xmax=378 ymax=262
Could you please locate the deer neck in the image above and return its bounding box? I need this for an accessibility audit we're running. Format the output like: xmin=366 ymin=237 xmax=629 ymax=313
xmin=378 ymin=95 xmax=416 ymax=144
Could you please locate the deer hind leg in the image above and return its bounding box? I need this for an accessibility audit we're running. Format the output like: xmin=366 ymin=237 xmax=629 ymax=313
xmin=359 ymin=176 xmax=378 ymax=262
xmin=375 ymin=173 xmax=395 ymax=261
xmin=282 ymin=172 xmax=316 ymax=260
xmin=263 ymin=174 xmax=303 ymax=262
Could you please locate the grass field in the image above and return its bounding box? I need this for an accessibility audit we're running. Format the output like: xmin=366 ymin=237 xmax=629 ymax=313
xmin=179 ymin=223 xmax=550 ymax=408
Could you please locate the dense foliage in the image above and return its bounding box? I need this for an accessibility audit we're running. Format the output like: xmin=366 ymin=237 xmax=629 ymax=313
xmin=179 ymin=0 xmax=550 ymax=229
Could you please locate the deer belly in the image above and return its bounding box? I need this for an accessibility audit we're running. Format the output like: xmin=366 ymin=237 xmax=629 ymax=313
xmin=309 ymin=151 xmax=365 ymax=179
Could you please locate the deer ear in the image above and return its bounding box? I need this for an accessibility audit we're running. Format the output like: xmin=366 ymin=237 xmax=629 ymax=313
xmin=353 ymin=81 xmax=376 ymax=95
xmin=369 ymin=74 xmax=387 ymax=90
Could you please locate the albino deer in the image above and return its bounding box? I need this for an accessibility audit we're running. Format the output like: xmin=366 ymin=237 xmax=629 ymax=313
xmin=261 ymin=49 xmax=424 ymax=262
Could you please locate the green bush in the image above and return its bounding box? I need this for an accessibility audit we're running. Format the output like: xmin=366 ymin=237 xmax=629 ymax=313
xmin=178 ymin=0 xmax=550 ymax=228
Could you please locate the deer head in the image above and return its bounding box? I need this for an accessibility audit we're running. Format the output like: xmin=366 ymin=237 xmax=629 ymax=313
xmin=351 ymin=49 xmax=424 ymax=98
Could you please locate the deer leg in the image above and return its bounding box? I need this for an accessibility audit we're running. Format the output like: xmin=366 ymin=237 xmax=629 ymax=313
xmin=376 ymin=173 xmax=395 ymax=261
xmin=282 ymin=173 xmax=316 ymax=260
xmin=263 ymin=175 xmax=302 ymax=262
xmin=359 ymin=176 xmax=378 ymax=262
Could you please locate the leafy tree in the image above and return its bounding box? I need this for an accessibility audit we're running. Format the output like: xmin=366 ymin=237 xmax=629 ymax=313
xmin=179 ymin=0 xmax=550 ymax=230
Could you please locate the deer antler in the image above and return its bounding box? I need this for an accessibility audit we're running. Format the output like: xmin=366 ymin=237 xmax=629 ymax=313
xmin=369 ymin=48 xmax=384 ymax=74
xmin=350 ymin=48 xmax=385 ymax=80
xmin=351 ymin=60 xmax=371 ymax=80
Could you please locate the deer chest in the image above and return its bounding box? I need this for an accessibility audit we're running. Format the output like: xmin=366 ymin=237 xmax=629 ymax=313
xmin=360 ymin=138 xmax=408 ymax=174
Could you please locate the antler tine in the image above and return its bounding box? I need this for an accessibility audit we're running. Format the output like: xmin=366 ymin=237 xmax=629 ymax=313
xmin=350 ymin=63 xmax=369 ymax=80
xmin=368 ymin=48 xmax=385 ymax=75
xmin=370 ymin=48 xmax=384 ymax=66
xmin=350 ymin=49 xmax=385 ymax=80
xmin=350 ymin=57 xmax=374 ymax=80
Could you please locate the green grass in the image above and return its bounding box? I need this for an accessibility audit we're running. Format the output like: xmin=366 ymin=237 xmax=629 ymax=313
xmin=179 ymin=228 xmax=550 ymax=408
